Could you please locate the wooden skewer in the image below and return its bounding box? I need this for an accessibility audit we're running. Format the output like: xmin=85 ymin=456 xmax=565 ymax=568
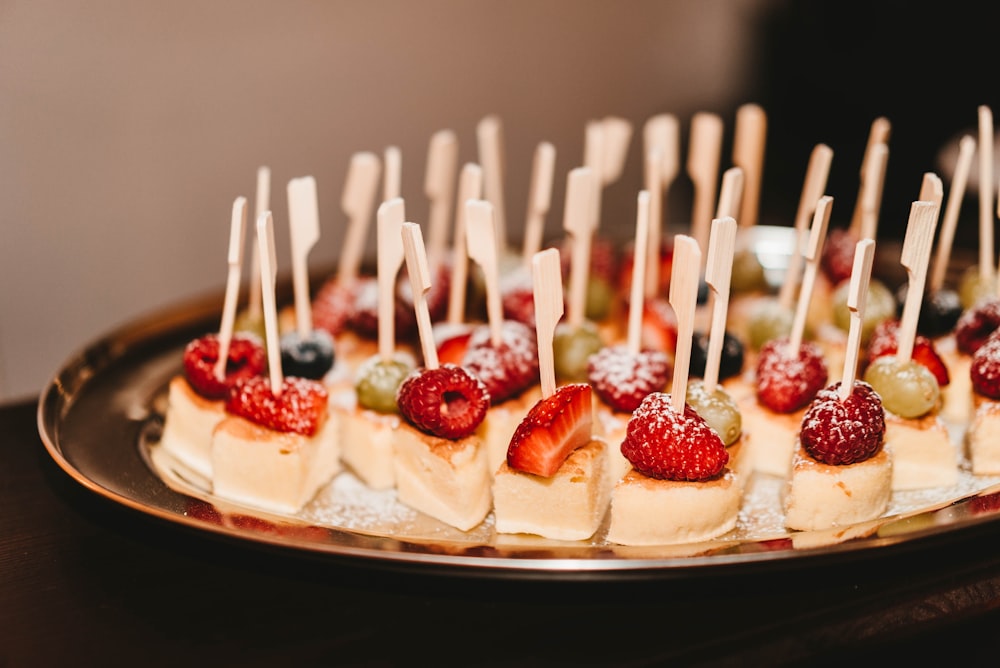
xmin=583 ymin=120 xmax=605 ymax=232
xmin=532 ymin=248 xmax=563 ymax=399
xmin=702 ymin=217 xmax=737 ymax=395
xmin=384 ymin=145 xmax=402 ymax=202
xmin=777 ymin=143 xmax=833 ymax=310
xmin=919 ymin=172 xmax=943 ymax=206
xmin=897 ymin=201 xmax=940 ymax=364
xmin=627 ymin=191 xmax=652 ymax=356
xmin=643 ymin=114 xmax=680 ymax=298
xmin=445 ymin=163 xmax=484 ymax=324
xmin=848 ymin=117 xmax=892 ymax=236
xmin=376 ymin=198 xmax=406 ymax=362
xmin=687 ymin=111 xmax=724 ymax=254
xmin=669 ymin=235 xmax=702 ymax=414
xmin=858 ymin=143 xmax=889 ymax=242
xmin=521 ymin=141 xmax=557 ymax=264
xmin=401 ymin=222 xmax=438 ymax=370
xmin=477 ymin=115 xmax=507 ymax=254
xmin=337 ymin=151 xmax=382 ymax=284
xmin=256 ymin=211 xmax=283 ymax=395
xmin=839 ymin=238 xmax=876 ymax=402
xmin=930 ymin=135 xmax=975 ymax=294
xmin=979 ymin=105 xmax=995 ymax=283
xmin=287 ymin=176 xmax=321 ymax=338
xmin=246 ymin=166 xmax=270 ymax=321
xmin=715 ymin=166 xmax=745 ymax=221
xmin=600 ymin=116 xmax=633 ymax=186
xmin=214 ymin=197 xmax=248 ymax=381
xmin=563 ymin=167 xmax=597 ymax=329
xmin=732 ymin=103 xmax=767 ymax=228
xmin=465 ymin=200 xmax=504 ymax=347
xmin=424 ymin=129 xmax=459 ymax=270
xmin=789 ymin=196 xmax=833 ymax=357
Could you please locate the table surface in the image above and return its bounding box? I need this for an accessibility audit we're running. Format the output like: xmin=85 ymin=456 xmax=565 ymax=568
xmin=5 ymin=396 xmax=1000 ymax=666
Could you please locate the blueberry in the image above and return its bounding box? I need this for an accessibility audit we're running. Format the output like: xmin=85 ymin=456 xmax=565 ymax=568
xmin=280 ymin=330 xmax=335 ymax=380
xmin=895 ymin=283 xmax=963 ymax=338
xmin=689 ymin=330 xmax=744 ymax=381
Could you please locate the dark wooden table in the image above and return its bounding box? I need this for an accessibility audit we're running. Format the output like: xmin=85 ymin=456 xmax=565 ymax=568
xmin=4 ymin=395 xmax=1000 ymax=666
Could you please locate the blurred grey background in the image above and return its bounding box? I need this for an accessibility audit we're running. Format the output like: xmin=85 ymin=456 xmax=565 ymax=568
xmin=3 ymin=0 xmax=996 ymax=402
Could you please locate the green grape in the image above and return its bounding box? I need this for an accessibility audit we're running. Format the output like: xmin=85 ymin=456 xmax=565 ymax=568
xmin=832 ymin=278 xmax=895 ymax=344
xmin=685 ymin=380 xmax=741 ymax=446
xmin=234 ymin=310 xmax=267 ymax=343
xmin=746 ymin=300 xmax=793 ymax=351
xmin=958 ymin=264 xmax=997 ymax=309
xmin=585 ymin=276 xmax=615 ymax=321
xmin=355 ymin=356 xmax=413 ymax=413
xmin=553 ymin=321 xmax=603 ymax=382
xmin=863 ymin=356 xmax=939 ymax=419
xmin=730 ymin=248 xmax=768 ymax=293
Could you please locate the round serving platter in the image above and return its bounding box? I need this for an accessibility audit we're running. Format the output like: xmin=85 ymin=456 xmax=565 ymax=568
xmin=36 ymin=227 xmax=1000 ymax=579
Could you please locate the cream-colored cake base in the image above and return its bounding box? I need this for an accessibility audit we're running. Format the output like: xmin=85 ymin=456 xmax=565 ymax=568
xmin=968 ymin=395 xmax=1000 ymax=475
xmin=492 ymin=439 xmax=610 ymax=541
xmin=606 ymin=468 xmax=741 ymax=546
xmin=884 ymin=411 xmax=958 ymax=490
xmin=482 ymin=387 xmax=543 ymax=477
xmin=736 ymin=394 xmax=805 ymax=478
xmin=392 ymin=422 xmax=491 ymax=531
xmin=337 ymin=405 xmax=400 ymax=490
xmin=159 ymin=375 xmax=224 ymax=479
xmin=939 ymin=337 xmax=971 ymax=426
xmin=783 ymin=443 xmax=891 ymax=532
xmin=593 ymin=406 xmax=630 ymax=485
xmin=211 ymin=412 xmax=342 ymax=514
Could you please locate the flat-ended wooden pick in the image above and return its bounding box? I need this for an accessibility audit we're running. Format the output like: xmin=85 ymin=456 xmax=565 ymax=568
xmin=338 ymin=151 xmax=382 ymax=283
xmin=522 ymin=141 xmax=557 ymax=264
xmin=848 ymin=117 xmax=892 ymax=235
xmin=627 ymin=190 xmax=652 ymax=356
xmin=287 ymin=175 xmax=321 ymax=337
xmin=532 ymin=247 xmax=563 ymax=399
xmin=446 ymin=163 xmax=483 ymax=324
xmin=857 ymin=143 xmax=889 ymax=242
xmin=669 ymin=235 xmax=702 ymax=413
xmin=643 ymin=113 xmax=680 ymax=298
xmin=477 ymin=115 xmax=507 ymax=253
xmin=247 ymin=166 xmax=270 ymax=321
xmin=563 ymin=166 xmax=597 ymax=329
xmin=732 ymin=103 xmax=767 ymax=228
xmin=465 ymin=199 xmax=504 ymax=347
xmin=214 ymin=197 xmax=248 ymax=381
xmin=930 ymin=135 xmax=975 ymax=294
xmin=789 ymin=195 xmax=833 ymax=357
xmin=715 ymin=166 xmax=745 ymax=221
xmin=702 ymin=216 xmax=737 ymax=395
xmin=401 ymin=222 xmax=438 ymax=370
xmin=778 ymin=143 xmax=833 ymax=310
xmin=897 ymin=201 xmax=940 ymax=364
xmin=424 ymin=129 xmax=459 ymax=269
xmin=256 ymin=211 xmax=283 ymax=395
xmin=376 ymin=197 xmax=406 ymax=362
xmin=979 ymin=105 xmax=995 ymax=283
xmin=687 ymin=112 xmax=724 ymax=254
xmin=839 ymin=238 xmax=876 ymax=402
xmin=384 ymin=145 xmax=402 ymax=202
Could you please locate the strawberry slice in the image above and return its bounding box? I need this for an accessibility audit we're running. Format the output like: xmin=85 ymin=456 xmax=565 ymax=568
xmin=640 ymin=297 xmax=678 ymax=354
xmin=506 ymin=383 xmax=593 ymax=477
xmin=435 ymin=328 xmax=473 ymax=366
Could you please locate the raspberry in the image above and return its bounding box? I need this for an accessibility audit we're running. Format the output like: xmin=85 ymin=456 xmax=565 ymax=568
xmin=866 ymin=319 xmax=949 ymax=386
xmin=396 ymin=364 xmax=489 ymax=439
xmin=502 ymin=282 xmax=536 ymax=328
xmin=820 ymin=228 xmax=857 ymax=284
xmin=398 ymin=260 xmax=451 ymax=323
xmin=971 ymin=331 xmax=1000 ymax=399
xmin=348 ymin=278 xmax=417 ymax=341
xmin=756 ymin=338 xmax=828 ymax=413
xmin=956 ymin=298 xmax=1000 ymax=355
xmin=587 ymin=345 xmax=671 ymax=413
xmin=620 ymin=393 xmax=729 ymax=482
xmin=225 ymin=376 xmax=329 ymax=436
xmin=183 ymin=333 xmax=266 ymax=400
xmin=799 ymin=382 xmax=885 ymax=465
xmin=312 ymin=278 xmax=358 ymax=336
xmin=462 ymin=320 xmax=539 ymax=403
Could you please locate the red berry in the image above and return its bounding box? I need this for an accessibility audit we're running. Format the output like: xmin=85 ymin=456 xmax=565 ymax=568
xmin=225 ymin=376 xmax=329 ymax=436
xmin=312 ymin=278 xmax=358 ymax=336
xmin=866 ymin=320 xmax=950 ymax=386
xmin=756 ymin=338 xmax=828 ymax=413
xmin=396 ymin=364 xmax=489 ymax=439
xmin=821 ymin=228 xmax=857 ymax=284
xmin=640 ymin=297 xmax=678 ymax=354
xmin=956 ymin=298 xmax=1000 ymax=355
xmin=434 ymin=326 xmax=473 ymax=366
xmin=398 ymin=261 xmax=450 ymax=323
xmin=502 ymin=282 xmax=536 ymax=328
xmin=620 ymin=393 xmax=729 ymax=482
xmin=587 ymin=345 xmax=671 ymax=413
xmin=971 ymin=331 xmax=1000 ymax=399
xmin=462 ymin=320 xmax=539 ymax=403
xmin=800 ymin=382 xmax=885 ymax=465
xmin=506 ymin=383 xmax=593 ymax=476
xmin=183 ymin=333 xmax=266 ymax=400
xmin=348 ymin=278 xmax=416 ymax=341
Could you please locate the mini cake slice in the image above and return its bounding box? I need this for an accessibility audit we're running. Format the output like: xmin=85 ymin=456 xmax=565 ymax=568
xmin=784 ymin=381 xmax=891 ymax=531
xmin=493 ymin=383 xmax=610 ymax=541
xmin=212 ymin=376 xmax=341 ymax=514
xmin=967 ymin=330 xmax=1000 ymax=474
xmin=606 ymin=393 xmax=739 ymax=546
